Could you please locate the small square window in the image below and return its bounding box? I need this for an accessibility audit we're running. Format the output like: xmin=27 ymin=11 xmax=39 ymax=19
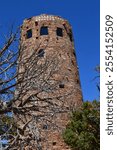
xmin=59 ymin=83 xmax=64 ymax=88
xmin=53 ymin=142 xmax=57 ymax=146
xmin=40 ymin=26 xmax=48 ymax=35
xmin=26 ymin=29 xmax=32 ymax=39
xmin=56 ymin=27 xmax=63 ymax=37
xmin=38 ymin=49 xmax=45 ymax=57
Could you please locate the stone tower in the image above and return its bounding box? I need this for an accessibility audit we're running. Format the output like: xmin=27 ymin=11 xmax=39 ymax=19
xmin=14 ymin=14 xmax=82 ymax=150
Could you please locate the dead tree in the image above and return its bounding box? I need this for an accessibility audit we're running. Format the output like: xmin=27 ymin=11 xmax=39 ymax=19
xmin=0 ymin=27 xmax=20 ymax=149
xmin=0 ymin=28 xmax=78 ymax=150
xmin=10 ymin=40 xmax=76 ymax=149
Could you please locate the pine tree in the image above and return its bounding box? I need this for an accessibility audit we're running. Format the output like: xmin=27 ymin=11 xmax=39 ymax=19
xmin=63 ymin=101 xmax=100 ymax=150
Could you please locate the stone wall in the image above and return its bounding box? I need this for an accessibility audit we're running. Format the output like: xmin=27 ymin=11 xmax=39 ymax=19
xmin=15 ymin=14 xmax=83 ymax=150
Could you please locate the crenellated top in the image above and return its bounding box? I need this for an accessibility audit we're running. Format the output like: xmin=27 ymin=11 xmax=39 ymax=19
xmin=23 ymin=14 xmax=70 ymax=24
xmin=21 ymin=14 xmax=73 ymax=43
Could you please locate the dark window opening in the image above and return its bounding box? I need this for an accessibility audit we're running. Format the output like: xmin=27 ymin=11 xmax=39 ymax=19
xmin=77 ymin=80 xmax=79 ymax=84
xmin=59 ymin=83 xmax=64 ymax=88
xmin=56 ymin=27 xmax=63 ymax=37
xmin=26 ymin=29 xmax=32 ymax=39
xmin=63 ymin=24 xmax=73 ymax=41
xmin=35 ymin=21 xmax=38 ymax=26
xmin=52 ymin=142 xmax=57 ymax=146
xmin=40 ymin=26 xmax=48 ymax=35
xmin=63 ymin=24 xmax=67 ymax=32
xmin=43 ymin=124 xmax=48 ymax=130
xmin=73 ymin=51 xmax=76 ymax=57
xmin=69 ymin=33 xmax=73 ymax=41
xmin=59 ymin=53 xmax=61 ymax=57
xmin=68 ymin=29 xmax=73 ymax=41
xmin=38 ymin=49 xmax=45 ymax=57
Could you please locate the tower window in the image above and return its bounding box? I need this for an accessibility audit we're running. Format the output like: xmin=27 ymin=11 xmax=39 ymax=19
xmin=73 ymin=51 xmax=76 ymax=57
xmin=40 ymin=26 xmax=48 ymax=35
xmin=56 ymin=27 xmax=63 ymax=37
xmin=68 ymin=29 xmax=73 ymax=41
xmin=53 ymin=142 xmax=57 ymax=146
xmin=77 ymin=79 xmax=79 ymax=84
xmin=38 ymin=49 xmax=45 ymax=57
xmin=35 ymin=21 xmax=38 ymax=26
xmin=26 ymin=29 xmax=32 ymax=39
xmin=59 ymin=83 xmax=64 ymax=88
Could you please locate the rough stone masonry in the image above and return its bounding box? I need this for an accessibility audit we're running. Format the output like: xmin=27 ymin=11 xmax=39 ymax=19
xmin=14 ymin=14 xmax=83 ymax=150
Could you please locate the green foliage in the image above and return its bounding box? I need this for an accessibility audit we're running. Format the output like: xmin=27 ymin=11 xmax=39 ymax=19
xmin=0 ymin=114 xmax=17 ymax=139
xmin=63 ymin=101 xmax=100 ymax=150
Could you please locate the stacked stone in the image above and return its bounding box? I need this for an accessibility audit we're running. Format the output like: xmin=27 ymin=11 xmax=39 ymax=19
xmin=15 ymin=14 xmax=82 ymax=150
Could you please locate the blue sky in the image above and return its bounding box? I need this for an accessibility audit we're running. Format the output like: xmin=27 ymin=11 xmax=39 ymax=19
xmin=0 ymin=0 xmax=100 ymax=101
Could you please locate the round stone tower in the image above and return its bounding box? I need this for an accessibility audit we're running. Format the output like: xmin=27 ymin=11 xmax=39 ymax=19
xmin=15 ymin=14 xmax=82 ymax=150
